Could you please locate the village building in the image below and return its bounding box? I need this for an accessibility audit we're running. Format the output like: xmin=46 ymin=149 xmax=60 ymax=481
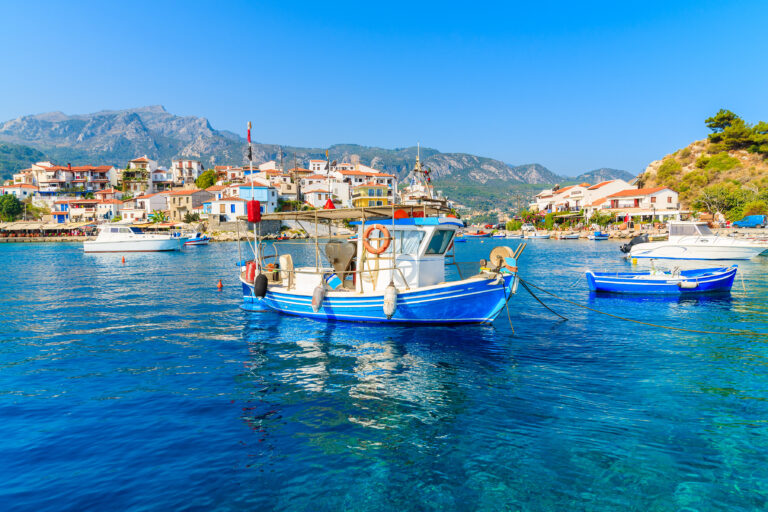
xmin=170 ymin=159 xmax=204 ymax=186
xmin=168 ymin=189 xmax=213 ymax=221
xmin=352 ymin=182 xmax=389 ymax=207
xmin=208 ymin=197 xmax=248 ymax=222
xmin=304 ymin=189 xmax=334 ymax=209
xmin=1 ymin=183 xmax=39 ymax=200
xmin=95 ymin=199 xmax=123 ymax=221
xmin=584 ymin=187 xmax=681 ymax=221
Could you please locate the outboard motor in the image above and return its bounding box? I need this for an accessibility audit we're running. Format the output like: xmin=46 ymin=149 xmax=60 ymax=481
xmin=620 ymin=233 xmax=649 ymax=253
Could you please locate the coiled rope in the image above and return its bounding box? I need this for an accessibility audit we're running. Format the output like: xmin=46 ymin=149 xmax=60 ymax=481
xmin=518 ymin=277 xmax=768 ymax=337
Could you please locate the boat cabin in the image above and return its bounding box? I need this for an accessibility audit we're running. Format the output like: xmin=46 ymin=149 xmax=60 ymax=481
xmin=668 ymin=221 xmax=713 ymax=238
xmin=349 ymin=217 xmax=461 ymax=292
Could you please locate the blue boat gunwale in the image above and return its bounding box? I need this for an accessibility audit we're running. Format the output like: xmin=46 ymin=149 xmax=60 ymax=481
xmin=586 ymin=265 xmax=737 ymax=294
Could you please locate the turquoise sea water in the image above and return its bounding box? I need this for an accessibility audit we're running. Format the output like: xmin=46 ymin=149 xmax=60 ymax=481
xmin=3 ymin=239 xmax=768 ymax=511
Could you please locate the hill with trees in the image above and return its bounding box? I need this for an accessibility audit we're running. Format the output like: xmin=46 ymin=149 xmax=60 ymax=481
xmin=637 ymin=109 xmax=768 ymax=220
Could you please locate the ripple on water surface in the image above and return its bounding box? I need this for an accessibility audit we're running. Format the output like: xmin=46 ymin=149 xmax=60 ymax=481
xmin=2 ymin=240 xmax=768 ymax=510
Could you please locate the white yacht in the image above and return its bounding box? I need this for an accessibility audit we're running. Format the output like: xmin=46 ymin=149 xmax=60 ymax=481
xmin=621 ymin=221 xmax=767 ymax=260
xmin=83 ymin=225 xmax=183 ymax=253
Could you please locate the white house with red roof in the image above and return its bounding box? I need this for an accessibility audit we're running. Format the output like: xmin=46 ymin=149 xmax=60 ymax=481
xmin=584 ymin=186 xmax=681 ymax=221
xmin=308 ymin=160 xmax=329 ymax=173
xmin=304 ymin=189 xmax=334 ymax=208
xmin=96 ymin=199 xmax=123 ymax=221
xmin=584 ymin=179 xmax=632 ymax=204
xmin=208 ymin=197 xmax=248 ymax=222
xmin=551 ymin=183 xmax=591 ymax=212
xmin=122 ymin=155 xmax=158 ymax=194
xmin=150 ymin=167 xmax=174 ymax=192
xmin=1 ymin=183 xmax=39 ymax=200
xmin=94 ymin=188 xmax=123 ymax=201
xmin=134 ymin=191 xmax=170 ymax=219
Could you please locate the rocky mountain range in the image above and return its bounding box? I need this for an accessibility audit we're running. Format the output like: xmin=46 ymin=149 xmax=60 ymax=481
xmin=0 ymin=105 xmax=635 ymax=207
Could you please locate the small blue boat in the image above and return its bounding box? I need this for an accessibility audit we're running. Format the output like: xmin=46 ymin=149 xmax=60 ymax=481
xmin=586 ymin=265 xmax=737 ymax=294
xmin=588 ymin=231 xmax=610 ymax=240
xmin=184 ymin=232 xmax=210 ymax=246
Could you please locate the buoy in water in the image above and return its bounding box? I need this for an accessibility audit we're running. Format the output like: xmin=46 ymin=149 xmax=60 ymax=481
xmin=217 ymin=279 xmax=223 ymax=290
xmin=121 ymin=256 xmax=125 ymax=264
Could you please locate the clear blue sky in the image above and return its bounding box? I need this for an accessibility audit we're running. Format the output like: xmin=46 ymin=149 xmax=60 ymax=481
xmin=1 ymin=0 xmax=767 ymax=175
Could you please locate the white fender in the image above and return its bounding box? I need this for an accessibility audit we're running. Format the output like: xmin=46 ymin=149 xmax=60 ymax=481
xmin=383 ymin=283 xmax=397 ymax=319
xmin=678 ymin=280 xmax=698 ymax=289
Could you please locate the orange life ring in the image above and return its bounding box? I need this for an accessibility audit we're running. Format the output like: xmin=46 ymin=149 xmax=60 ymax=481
xmin=362 ymin=224 xmax=392 ymax=255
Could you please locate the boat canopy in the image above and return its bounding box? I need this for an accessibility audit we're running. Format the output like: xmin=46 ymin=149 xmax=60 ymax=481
xmin=242 ymin=204 xmax=451 ymax=222
xmin=669 ymin=222 xmax=713 ymax=236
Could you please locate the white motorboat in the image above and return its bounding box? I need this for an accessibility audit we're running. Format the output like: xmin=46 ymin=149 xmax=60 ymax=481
xmin=621 ymin=221 xmax=768 ymax=260
xmin=84 ymin=225 xmax=183 ymax=253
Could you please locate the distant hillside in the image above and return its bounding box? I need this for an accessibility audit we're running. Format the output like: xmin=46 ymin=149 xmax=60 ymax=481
xmin=0 ymin=142 xmax=48 ymax=181
xmin=0 ymin=105 xmax=633 ymax=209
xmin=575 ymin=167 xmax=635 ymax=184
xmin=637 ymin=109 xmax=768 ymax=219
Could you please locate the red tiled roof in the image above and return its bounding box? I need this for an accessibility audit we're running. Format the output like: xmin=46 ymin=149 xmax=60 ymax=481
xmin=131 ymin=156 xmax=149 ymax=162
xmin=213 ymin=196 xmax=247 ymax=202
xmin=205 ymin=185 xmax=227 ymax=191
xmin=168 ymin=189 xmax=205 ymax=196
xmin=98 ymin=199 xmax=123 ymax=205
xmin=95 ymin=188 xmax=119 ymax=194
xmin=307 ymin=189 xmax=330 ymax=194
xmin=590 ymin=197 xmax=608 ymax=206
xmin=587 ymin=180 xmax=613 ymax=190
xmin=354 ymin=181 xmax=387 ymax=188
xmin=303 ymin=174 xmax=327 ymax=180
xmin=287 ymin=167 xmax=312 ymax=173
xmin=4 ymin=183 xmax=38 ymax=189
xmin=606 ymin=187 xmax=668 ymax=198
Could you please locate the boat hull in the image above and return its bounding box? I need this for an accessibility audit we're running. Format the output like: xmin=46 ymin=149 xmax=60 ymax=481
xmin=241 ymin=275 xmax=517 ymax=324
xmin=629 ymin=242 xmax=765 ymax=260
xmin=586 ymin=266 xmax=737 ymax=294
xmin=184 ymin=238 xmax=210 ymax=246
xmin=83 ymin=238 xmax=182 ymax=252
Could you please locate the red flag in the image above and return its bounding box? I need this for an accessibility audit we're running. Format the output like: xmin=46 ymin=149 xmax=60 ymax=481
xmin=247 ymin=121 xmax=251 ymax=144
xmin=323 ymin=198 xmax=336 ymax=210
xmin=624 ymin=214 xmax=629 ymax=223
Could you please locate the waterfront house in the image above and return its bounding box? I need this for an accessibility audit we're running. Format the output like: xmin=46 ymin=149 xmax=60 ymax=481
xmin=304 ymin=189 xmax=334 ymax=209
xmin=94 ymin=188 xmax=123 ymax=201
xmin=134 ymin=192 xmax=170 ymax=219
xmin=52 ymin=200 xmax=70 ymax=223
xmin=70 ymin=165 xmax=117 ymax=192
xmin=1 ymin=183 xmax=39 ymax=199
xmin=209 ymin=197 xmax=247 ymax=222
xmin=96 ymin=199 xmax=123 ymax=221
xmin=121 ymin=156 xmax=158 ymax=194
xmin=151 ymin=168 xmax=174 ymax=192
xmin=235 ymin=183 xmax=278 ymax=214
xmin=585 ymin=187 xmax=682 ymax=222
xmin=352 ymin=181 xmax=389 ymax=207
xmin=170 ymin=159 xmax=204 ymax=186
xmin=205 ymin=185 xmax=228 ymax=200
xmin=67 ymin=198 xmax=100 ymax=222
xmin=168 ymin=189 xmax=213 ymax=221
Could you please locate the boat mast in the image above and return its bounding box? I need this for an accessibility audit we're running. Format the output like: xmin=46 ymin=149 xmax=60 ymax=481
xmin=248 ymin=121 xmax=259 ymax=269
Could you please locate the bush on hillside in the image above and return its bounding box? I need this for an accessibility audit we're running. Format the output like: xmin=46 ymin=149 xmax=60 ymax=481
xmin=656 ymin=158 xmax=682 ymax=184
xmin=742 ymin=200 xmax=768 ymax=216
xmin=505 ymin=220 xmax=522 ymax=231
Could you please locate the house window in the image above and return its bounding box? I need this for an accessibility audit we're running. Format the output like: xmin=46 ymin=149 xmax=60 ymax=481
xmin=667 ymin=196 xmax=672 ymax=203
xmin=650 ymin=196 xmax=656 ymax=203
xmin=220 ymin=204 xmax=225 ymax=213
xmin=231 ymin=204 xmax=236 ymax=213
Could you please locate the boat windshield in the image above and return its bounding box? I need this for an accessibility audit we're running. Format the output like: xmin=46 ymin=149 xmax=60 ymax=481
xmin=670 ymin=223 xmax=711 ymax=236
xmin=391 ymin=230 xmax=424 ymax=256
xmin=425 ymin=229 xmax=455 ymax=255
xmin=129 ymin=227 xmax=144 ymax=234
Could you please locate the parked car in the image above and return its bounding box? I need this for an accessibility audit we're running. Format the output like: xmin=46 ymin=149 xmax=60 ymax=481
xmin=733 ymin=215 xmax=767 ymax=228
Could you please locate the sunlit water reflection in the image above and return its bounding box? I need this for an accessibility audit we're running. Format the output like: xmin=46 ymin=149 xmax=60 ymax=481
xmin=2 ymin=239 xmax=768 ymax=510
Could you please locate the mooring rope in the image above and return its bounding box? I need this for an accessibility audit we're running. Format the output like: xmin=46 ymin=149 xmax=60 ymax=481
xmin=519 ymin=280 xmax=568 ymax=321
xmin=518 ymin=277 xmax=768 ymax=337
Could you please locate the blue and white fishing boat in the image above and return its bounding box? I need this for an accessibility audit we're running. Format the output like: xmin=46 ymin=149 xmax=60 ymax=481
xmin=492 ymin=232 xmax=506 ymax=238
xmin=586 ymin=265 xmax=737 ymax=294
xmin=238 ymin=205 xmax=523 ymax=324
xmin=559 ymin=233 xmax=580 ymax=240
xmin=463 ymin=231 xmax=492 ymax=238
xmin=588 ymin=231 xmax=610 ymax=240
xmin=183 ymin=232 xmax=210 ymax=246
